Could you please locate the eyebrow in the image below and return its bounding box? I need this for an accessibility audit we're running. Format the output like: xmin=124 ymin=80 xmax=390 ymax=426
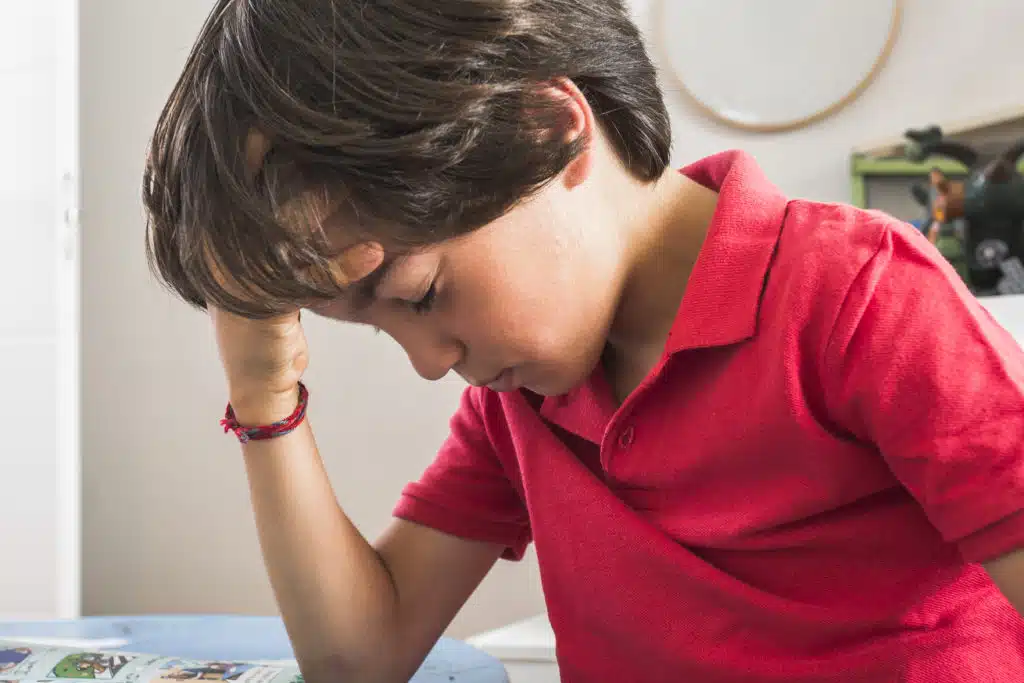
xmin=350 ymin=254 xmax=399 ymax=311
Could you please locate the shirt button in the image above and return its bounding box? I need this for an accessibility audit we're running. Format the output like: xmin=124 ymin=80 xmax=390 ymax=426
xmin=618 ymin=425 xmax=636 ymax=448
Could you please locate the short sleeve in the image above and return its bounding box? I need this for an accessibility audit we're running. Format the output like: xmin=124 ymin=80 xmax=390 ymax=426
xmin=823 ymin=220 xmax=1024 ymax=564
xmin=393 ymin=387 xmax=532 ymax=560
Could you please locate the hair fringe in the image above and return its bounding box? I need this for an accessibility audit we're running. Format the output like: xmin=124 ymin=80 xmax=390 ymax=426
xmin=143 ymin=0 xmax=671 ymax=317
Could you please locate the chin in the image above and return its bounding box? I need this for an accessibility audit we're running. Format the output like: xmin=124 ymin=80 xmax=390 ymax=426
xmin=510 ymin=339 xmax=605 ymax=397
xmin=523 ymin=365 xmax=595 ymax=398
xmin=531 ymin=384 xmax=582 ymax=399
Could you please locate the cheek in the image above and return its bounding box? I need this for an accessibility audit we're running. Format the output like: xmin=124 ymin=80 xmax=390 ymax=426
xmin=465 ymin=290 xmax=580 ymax=360
xmin=517 ymin=285 xmax=616 ymax=367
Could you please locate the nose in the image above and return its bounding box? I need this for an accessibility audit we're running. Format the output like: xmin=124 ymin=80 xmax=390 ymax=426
xmin=401 ymin=332 xmax=463 ymax=382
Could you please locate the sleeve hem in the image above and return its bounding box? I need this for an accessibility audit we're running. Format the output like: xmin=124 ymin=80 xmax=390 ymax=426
xmin=393 ymin=492 xmax=532 ymax=561
xmin=930 ymin=464 xmax=1024 ymax=542
xmin=957 ymin=508 xmax=1024 ymax=564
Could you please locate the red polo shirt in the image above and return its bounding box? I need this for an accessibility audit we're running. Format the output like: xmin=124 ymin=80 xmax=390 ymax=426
xmin=394 ymin=150 xmax=1024 ymax=681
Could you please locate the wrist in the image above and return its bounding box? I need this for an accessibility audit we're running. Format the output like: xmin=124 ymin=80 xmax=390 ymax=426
xmin=228 ymin=384 xmax=301 ymax=426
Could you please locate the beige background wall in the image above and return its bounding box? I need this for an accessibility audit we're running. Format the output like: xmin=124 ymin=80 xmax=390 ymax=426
xmin=82 ymin=0 xmax=1024 ymax=637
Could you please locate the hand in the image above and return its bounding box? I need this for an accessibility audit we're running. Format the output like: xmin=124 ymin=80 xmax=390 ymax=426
xmin=211 ymin=306 xmax=309 ymax=425
xmin=207 ymin=242 xmax=385 ymax=425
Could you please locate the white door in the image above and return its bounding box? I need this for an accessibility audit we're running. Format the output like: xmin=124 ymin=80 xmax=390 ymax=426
xmin=0 ymin=0 xmax=80 ymax=619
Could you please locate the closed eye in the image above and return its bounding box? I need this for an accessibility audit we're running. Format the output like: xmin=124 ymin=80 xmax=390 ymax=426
xmin=410 ymin=282 xmax=437 ymax=314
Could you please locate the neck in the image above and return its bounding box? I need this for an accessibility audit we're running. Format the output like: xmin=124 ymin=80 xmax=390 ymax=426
xmin=607 ymin=167 xmax=718 ymax=362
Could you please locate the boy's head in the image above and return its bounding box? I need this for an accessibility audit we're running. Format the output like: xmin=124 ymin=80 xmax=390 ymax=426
xmin=144 ymin=0 xmax=672 ymax=395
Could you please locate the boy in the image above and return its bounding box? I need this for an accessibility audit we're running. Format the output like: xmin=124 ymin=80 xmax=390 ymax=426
xmin=143 ymin=1 xmax=1024 ymax=681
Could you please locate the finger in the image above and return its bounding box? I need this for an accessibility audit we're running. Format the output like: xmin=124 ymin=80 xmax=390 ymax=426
xmin=327 ymin=242 xmax=385 ymax=287
xmin=245 ymin=128 xmax=273 ymax=179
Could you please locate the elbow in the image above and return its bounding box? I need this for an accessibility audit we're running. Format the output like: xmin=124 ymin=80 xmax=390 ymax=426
xmin=297 ymin=652 xmax=411 ymax=683
xmin=297 ymin=654 xmax=378 ymax=683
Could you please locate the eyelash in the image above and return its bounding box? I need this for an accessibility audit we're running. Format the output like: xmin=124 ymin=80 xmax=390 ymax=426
xmin=410 ymin=282 xmax=437 ymax=315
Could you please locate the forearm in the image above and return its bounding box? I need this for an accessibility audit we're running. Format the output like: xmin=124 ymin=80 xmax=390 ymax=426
xmin=241 ymin=417 xmax=402 ymax=682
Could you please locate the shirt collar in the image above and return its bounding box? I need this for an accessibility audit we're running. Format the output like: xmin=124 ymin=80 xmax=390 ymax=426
xmin=665 ymin=150 xmax=789 ymax=353
xmin=537 ymin=150 xmax=789 ymax=437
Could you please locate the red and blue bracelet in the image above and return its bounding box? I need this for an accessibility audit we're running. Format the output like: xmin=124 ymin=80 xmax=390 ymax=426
xmin=220 ymin=382 xmax=309 ymax=444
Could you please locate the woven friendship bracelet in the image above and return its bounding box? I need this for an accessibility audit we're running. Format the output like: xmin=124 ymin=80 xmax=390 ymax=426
xmin=221 ymin=382 xmax=309 ymax=444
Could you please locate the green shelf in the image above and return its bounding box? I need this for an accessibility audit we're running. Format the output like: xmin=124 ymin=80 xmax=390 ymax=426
xmin=852 ymin=155 xmax=1024 ymax=176
xmin=850 ymin=156 xmax=1024 ymax=208
xmin=854 ymin=157 xmax=961 ymax=176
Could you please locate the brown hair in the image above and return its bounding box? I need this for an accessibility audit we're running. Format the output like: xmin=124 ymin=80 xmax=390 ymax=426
xmin=144 ymin=0 xmax=672 ymax=318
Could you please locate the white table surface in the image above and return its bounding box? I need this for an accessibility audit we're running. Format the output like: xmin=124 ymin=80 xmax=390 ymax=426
xmin=467 ymin=614 xmax=556 ymax=662
xmin=981 ymin=294 xmax=1024 ymax=342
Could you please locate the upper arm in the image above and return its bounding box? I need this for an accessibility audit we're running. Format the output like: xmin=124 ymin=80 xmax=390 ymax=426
xmin=374 ymin=519 xmax=503 ymax=674
xmin=985 ymin=548 xmax=1024 ymax=615
xmin=822 ymin=218 xmax=1024 ymax=562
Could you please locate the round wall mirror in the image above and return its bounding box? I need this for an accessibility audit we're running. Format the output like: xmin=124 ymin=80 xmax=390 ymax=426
xmin=656 ymin=0 xmax=903 ymax=133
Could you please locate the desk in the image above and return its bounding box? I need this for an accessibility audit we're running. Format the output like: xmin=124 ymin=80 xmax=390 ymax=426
xmin=468 ymin=615 xmax=558 ymax=683
xmin=0 ymin=615 xmax=508 ymax=683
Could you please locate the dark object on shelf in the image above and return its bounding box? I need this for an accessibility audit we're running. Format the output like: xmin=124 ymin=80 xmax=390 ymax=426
xmin=998 ymin=258 xmax=1024 ymax=295
xmin=905 ymin=125 xmax=1024 ymax=292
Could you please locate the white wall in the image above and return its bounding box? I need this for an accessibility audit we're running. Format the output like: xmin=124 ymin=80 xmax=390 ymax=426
xmin=0 ymin=0 xmax=79 ymax=620
xmin=637 ymin=0 xmax=1024 ymax=202
xmin=81 ymin=0 xmax=1024 ymax=637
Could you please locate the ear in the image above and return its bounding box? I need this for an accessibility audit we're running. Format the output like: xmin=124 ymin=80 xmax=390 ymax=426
xmin=543 ymin=78 xmax=595 ymax=191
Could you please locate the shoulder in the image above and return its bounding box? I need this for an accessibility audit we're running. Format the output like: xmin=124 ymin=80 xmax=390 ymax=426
xmin=773 ymin=200 xmax=907 ymax=293
xmin=766 ymin=200 xmax=939 ymax=332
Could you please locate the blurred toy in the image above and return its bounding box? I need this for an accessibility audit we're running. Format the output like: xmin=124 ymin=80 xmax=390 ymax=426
xmin=906 ymin=125 xmax=1024 ymax=294
xmin=910 ymin=167 xmax=968 ymax=282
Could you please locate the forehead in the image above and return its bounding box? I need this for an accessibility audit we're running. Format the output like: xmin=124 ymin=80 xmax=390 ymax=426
xmin=242 ymin=128 xmax=480 ymax=309
xmin=245 ymin=126 xmax=386 ymax=265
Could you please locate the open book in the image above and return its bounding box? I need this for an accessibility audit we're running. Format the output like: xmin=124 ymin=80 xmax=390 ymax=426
xmin=0 ymin=641 xmax=302 ymax=683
